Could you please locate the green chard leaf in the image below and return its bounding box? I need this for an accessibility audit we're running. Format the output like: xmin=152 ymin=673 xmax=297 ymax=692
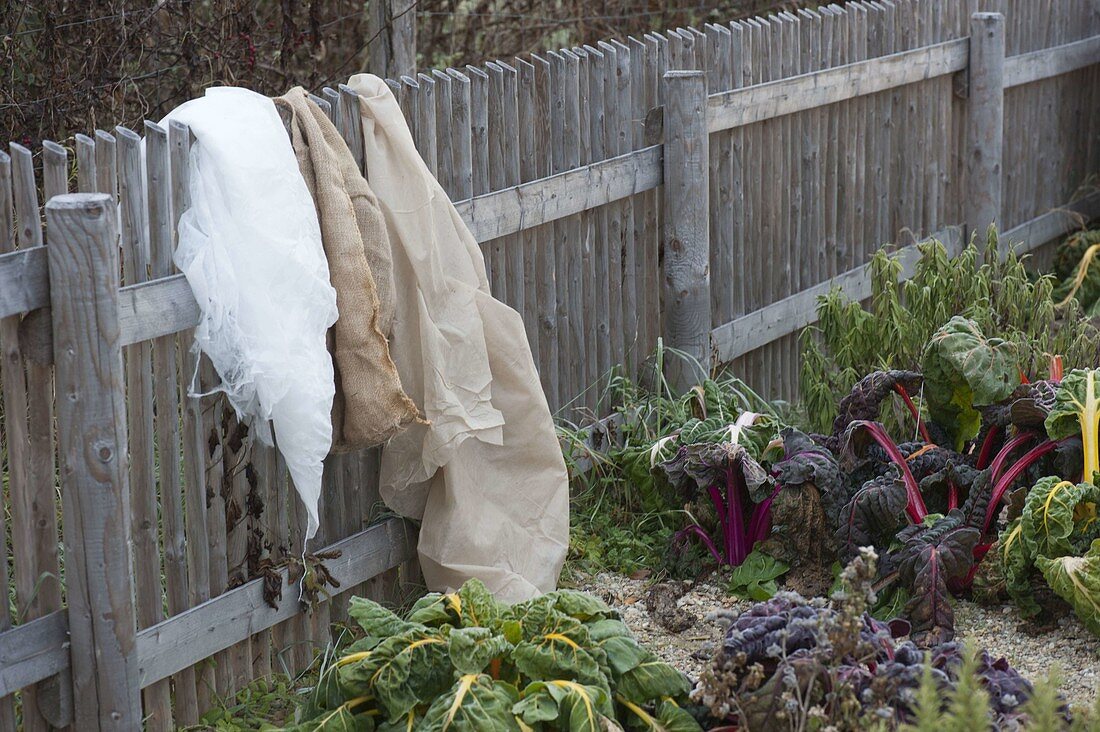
xmin=619 ymin=698 xmax=703 ymax=732
xmin=347 ymin=597 xmax=422 ymax=650
xmin=1036 ymin=539 xmax=1100 ymax=635
xmin=455 ymin=578 xmax=506 ymax=629
xmin=922 ymin=316 xmax=1019 ymax=448
xmin=1045 ymin=368 xmax=1100 ymax=481
xmin=1000 ymin=518 xmax=1043 ymax=618
xmin=283 ymin=699 xmax=377 ymax=731
xmin=1020 ymin=476 xmax=1100 ymax=558
xmin=586 ymin=619 xmax=650 ymax=678
xmin=340 ymin=628 xmax=453 ymax=723
xmin=513 ymin=680 xmax=615 ymax=732
xmin=448 ymin=626 xmax=514 ymax=675
xmin=406 ymin=592 xmax=462 ymax=627
xmin=542 ymin=589 xmax=620 ymax=622
xmin=727 ymin=549 xmax=790 ymax=601
xmin=615 ymin=658 xmax=692 ymax=705
xmin=511 ymin=619 xmax=607 ymax=688
xmin=419 ymin=674 xmax=521 ymax=731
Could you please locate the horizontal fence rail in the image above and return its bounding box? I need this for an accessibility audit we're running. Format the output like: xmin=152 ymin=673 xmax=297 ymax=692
xmin=706 ymin=36 xmax=970 ymax=132
xmin=0 ymin=0 xmax=1097 ymax=726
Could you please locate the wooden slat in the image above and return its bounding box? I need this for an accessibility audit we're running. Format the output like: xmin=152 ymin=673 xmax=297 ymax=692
xmin=115 ymin=273 xmax=200 ymax=344
xmin=7 ymin=142 xmax=56 ymax=732
xmin=454 ymin=145 xmax=663 ymax=242
xmin=599 ymin=40 xmax=626 ymax=376
xmin=447 ymin=69 xmax=474 ymax=201
xmin=499 ymin=60 xmax=524 ymax=322
xmin=117 ymin=125 xmax=175 ymax=731
xmin=48 ymin=192 xmax=143 ymax=727
xmin=707 ymin=36 xmax=968 ymax=131
xmin=136 ymin=518 xmax=415 ymax=687
xmin=75 ymin=134 xmax=96 ymax=191
xmin=0 ymin=150 xmax=20 ymax=732
xmin=485 ymin=61 xmax=509 ymax=302
xmin=515 ymin=58 xmax=543 ymax=393
xmin=530 ymin=54 xmax=559 ymax=409
xmin=1002 ymin=190 xmax=1100 ymax=252
xmin=1003 ymin=33 xmax=1100 ymax=88
xmin=0 ymin=243 xmax=47 ymax=317
xmin=712 ymin=226 xmax=965 ymax=362
xmin=0 ymin=519 xmax=414 ymax=699
xmin=0 ymin=612 xmax=69 ymax=699
xmin=573 ymin=46 xmax=596 ymax=405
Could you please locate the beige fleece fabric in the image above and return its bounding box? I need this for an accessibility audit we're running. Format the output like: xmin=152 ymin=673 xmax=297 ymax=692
xmin=345 ymin=73 xmax=569 ymax=602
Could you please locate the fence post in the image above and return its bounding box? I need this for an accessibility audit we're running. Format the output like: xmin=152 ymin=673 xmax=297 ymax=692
xmin=368 ymin=0 xmax=417 ymax=79
xmin=662 ymin=70 xmax=711 ymax=392
xmin=46 ymin=193 xmax=142 ymax=729
xmin=964 ymin=12 xmax=1005 ymax=254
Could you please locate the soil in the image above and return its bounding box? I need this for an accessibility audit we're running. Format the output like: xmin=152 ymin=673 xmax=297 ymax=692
xmin=575 ymin=570 xmax=1100 ymax=712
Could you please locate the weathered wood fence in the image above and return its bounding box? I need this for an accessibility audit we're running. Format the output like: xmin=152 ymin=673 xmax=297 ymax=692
xmin=0 ymin=0 xmax=1098 ymax=727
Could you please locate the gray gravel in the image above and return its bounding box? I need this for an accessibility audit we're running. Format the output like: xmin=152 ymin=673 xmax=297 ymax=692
xmin=576 ymin=572 xmax=1100 ymax=711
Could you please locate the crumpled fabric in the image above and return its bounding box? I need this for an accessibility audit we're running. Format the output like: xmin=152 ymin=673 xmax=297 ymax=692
xmin=157 ymin=87 xmax=337 ymax=541
xmin=274 ymin=87 xmax=420 ymax=452
xmin=346 ymin=74 xmax=569 ymax=602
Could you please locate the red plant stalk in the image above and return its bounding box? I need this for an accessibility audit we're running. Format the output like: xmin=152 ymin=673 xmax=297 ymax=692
xmin=1050 ymin=355 xmax=1064 ymax=382
xmin=988 ymin=432 xmax=1037 ymax=484
xmin=747 ymin=483 xmax=783 ymax=545
xmin=673 ymin=524 xmax=724 ymax=565
xmin=893 ymin=384 xmax=933 ymax=444
xmin=982 ymin=439 xmax=1061 ymax=535
xmin=976 ymin=426 xmax=1004 ymax=470
xmin=851 ymin=420 xmax=928 ymax=522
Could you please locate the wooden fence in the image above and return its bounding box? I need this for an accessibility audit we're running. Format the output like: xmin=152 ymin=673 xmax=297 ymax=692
xmin=0 ymin=0 xmax=1098 ymax=728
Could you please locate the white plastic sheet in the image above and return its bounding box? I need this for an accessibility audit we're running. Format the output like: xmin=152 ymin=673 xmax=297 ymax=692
xmin=157 ymin=87 xmax=338 ymax=541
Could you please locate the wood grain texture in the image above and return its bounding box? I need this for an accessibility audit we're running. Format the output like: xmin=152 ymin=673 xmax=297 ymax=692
xmin=1003 ymin=33 xmax=1100 ymax=87
xmin=965 ymin=12 xmax=1006 ymax=247
xmin=0 ymin=151 xmax=20 ymax=732
xmin=0 ymin=610 xmax=68 ymax=700
xmin=47 ymin=193 xmax=141 ymax=730
xmin=707 ymin=37 xmax=968 ymax=131
xmin=116 ymin=125 xmax=176 ymax=732
xmin=137 ymin=518 xmax=415 ymax=687
xmin=662 ymin=71 xmax=710 ymax=391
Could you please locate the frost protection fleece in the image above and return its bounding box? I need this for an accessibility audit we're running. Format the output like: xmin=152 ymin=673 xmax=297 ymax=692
xmin=345 ymin=74 xmax=569 ymax=602
xmin=157 ymin=87 xmax=338 ymax=543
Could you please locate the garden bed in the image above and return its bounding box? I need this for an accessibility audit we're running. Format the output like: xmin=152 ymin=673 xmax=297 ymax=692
xmin=576 ymin=571 xmax=1100 ymax=710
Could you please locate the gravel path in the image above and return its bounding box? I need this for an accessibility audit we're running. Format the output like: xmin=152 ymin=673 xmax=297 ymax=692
xmin=575 ymin=572 xmax=1100 ymax=711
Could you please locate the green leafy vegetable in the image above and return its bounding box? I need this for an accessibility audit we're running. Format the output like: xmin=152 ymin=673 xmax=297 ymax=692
xmin=726 ymin=549 xmax=789 ymax=600
xmin=1036 ymin=538 xmax=1100 ymax=634
xmin=1019 ymin=476 xmax=1100 ymax=559
xmin=922 ymin=316 xmax=1019 ymax=449
xmin=284 ymin=579 xmax=700 ymax=731
xmin=1045 ymin=368 xmax=1100 ymax=481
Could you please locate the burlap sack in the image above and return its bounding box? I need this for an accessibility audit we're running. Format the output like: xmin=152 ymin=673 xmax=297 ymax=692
xmin=275 ymin=87 xmax=419 ymax=451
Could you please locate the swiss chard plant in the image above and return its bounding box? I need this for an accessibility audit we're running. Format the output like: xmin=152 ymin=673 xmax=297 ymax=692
xmin=660 ymin=426 xmax=839 ymax=577
xmin=810 ymin=318 xmax=1085 ymax=643
xmin=1000 ymin=369 xmax=1100 ymax=633
xmin=284 ymin=579 xmax=703 ymax=731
